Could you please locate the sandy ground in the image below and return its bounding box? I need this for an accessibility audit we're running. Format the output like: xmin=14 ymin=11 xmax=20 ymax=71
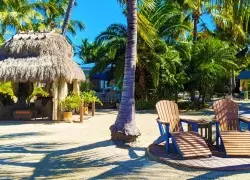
xmin=0 ymin=107 xmax=250 ymax=179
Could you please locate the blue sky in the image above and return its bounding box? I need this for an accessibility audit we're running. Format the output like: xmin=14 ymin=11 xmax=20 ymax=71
xmin=70 ymin=1 xmax=215 ymax=45
xmin=69 ymin=0 xmax=126 ymax=45
xmin=70 ymin=1 xmax=215 ymax=63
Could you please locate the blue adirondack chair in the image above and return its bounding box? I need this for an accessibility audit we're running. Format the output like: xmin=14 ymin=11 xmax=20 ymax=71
xmin=154 ymin=100 xmax=211 ymax=159
xmin=213 ymin=99 xmax=250 ymax=156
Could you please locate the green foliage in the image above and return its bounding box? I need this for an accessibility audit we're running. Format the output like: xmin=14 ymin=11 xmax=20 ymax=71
xmin=80 ymin=91 xmax=103 ymax=106
xmin=80 ymin=82 xmax=93 ymax=92
xmin=60 ymin=93 xmax=81 ymax=112
xmin=135 ymin=99 xmax=157 ymax=110
xmin=27 ymin=86 xmax=49 ymax=102
xmin=186 ymin=37 xmax=237 ymax=107
xmin=0 ymin=82 xmax=15 ymax=100
xmin=0 ymin=0 xmax=84 ymax=39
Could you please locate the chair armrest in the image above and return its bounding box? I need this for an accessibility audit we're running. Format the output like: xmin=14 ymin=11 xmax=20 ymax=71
xmin=212 ymin=117 xmax=219 ymax=123
xmin=239 ymin=116 xmax=250 ymax=123
xmin=213 ymin=118 xmax=221 ymax=149
xmin=180 ymin=118 xmax=203 ymax=124
xmin=239 ymin=117 xmax=250 ymax=131
xmin=156 ymin=118 xmax=170 ymax=125
xmin=180 ymin=119 xmax=199 ymax=132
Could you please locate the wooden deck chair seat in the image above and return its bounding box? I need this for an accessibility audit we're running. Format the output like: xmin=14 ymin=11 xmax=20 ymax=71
xmin=154 ymin=100 xmax=211 ymax=159
xmin=213 ymin=99 xmax=250 ymax=156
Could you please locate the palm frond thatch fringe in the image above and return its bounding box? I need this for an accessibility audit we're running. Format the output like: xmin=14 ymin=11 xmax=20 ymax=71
xmin=0 ymin=32 xmax=85 ymax=82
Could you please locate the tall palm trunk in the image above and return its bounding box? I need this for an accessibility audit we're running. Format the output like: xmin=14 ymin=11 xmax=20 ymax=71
xmin=192 ymin=13 xmax=199 ymax=42
xmin=110 ymin=0 xmax=140 ymax=142
xmin=61 ymin=0 xmax=75 ymax=36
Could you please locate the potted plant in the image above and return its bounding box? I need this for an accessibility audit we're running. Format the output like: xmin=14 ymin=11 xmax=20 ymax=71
xmin=60 ymin=94 xmax=81 ymax=122
xmin=27 ymin=86 xmax=49 ymax=103
xmin=81 ymin=91 xmax=102 ymax=115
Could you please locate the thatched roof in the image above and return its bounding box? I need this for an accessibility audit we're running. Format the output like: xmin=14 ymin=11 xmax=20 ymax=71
xmin=0 ymin=31 xmax=85 ymax=82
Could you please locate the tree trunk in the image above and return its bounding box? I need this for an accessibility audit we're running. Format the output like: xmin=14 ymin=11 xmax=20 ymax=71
xmin=197 ymin=92 xmax=201 ymax=109
xmin=231 ymin=68 xmax=235 ymax=98
xmin=174 ymin=86 xmax=178 ymax=103
xmin=190 ymin=90 xmax=196 ymax=102
xmin=61 ymin=0 xmax=75 ymax=36
xmin=202 ymin=91 xmax=206 ymax=108
xmin=193 ymin=13 xmax=199 ymax=43
xmin=229 ymin=69 xmax=234 ymax=98
xmin=110 ymin=0 xmax=140 ymax=143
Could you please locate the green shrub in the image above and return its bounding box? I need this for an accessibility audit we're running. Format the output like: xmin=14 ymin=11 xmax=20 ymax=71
xmin=80 ymin=90 xmax=103 ymax=106
xmin=80 ymin=82 xmax=93 ymax=92
xmin=135 ymin=99 xmax=157 ymax=110
xmin=28 ymin=86 xmax=49 ymax=102
xmin=0 ymin=82 xmax=16 ymax=105
xmin=60 ymin=94 xmax=82 ymax=112
xmin=0 ymin=82 xmax=15 ymax=99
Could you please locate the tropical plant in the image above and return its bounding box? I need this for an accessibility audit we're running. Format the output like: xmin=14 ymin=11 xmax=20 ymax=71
xmin=27 ymin=86 xmax=49 ymax=102
xmin=212 ymin=0 xmax=250 ymax=45
xmin=135 ymin=99 xmax=157 ymax=110
xmin=0 ymin=0 xmax=85 ymax=39
xmin=186 ymin=37 xmax=237 ymax=107
xmin=0 ymin=82 xmax=15 ymax=100
xmin=60 ymin=93 xmax=81 ymax=112
xmin=61 ymin=0 xmax=75 ymax=35
xmin=80 ymin=82 xmax=93 ymax=92
xmin=80 ymin=91 xmax=102 ymax=106
xmin=182 ymin=0 xmax=211 ymax=42
xmin=0 ymin=0 xmax=56 ymax=34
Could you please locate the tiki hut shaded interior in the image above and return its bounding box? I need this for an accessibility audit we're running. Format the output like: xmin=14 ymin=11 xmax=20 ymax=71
xmin=0 ymin=31 xmax=85 ymax=120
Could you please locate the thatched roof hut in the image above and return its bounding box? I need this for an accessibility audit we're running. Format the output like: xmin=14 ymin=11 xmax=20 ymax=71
xmin=0 ymin=31 xmax=85 ymax=121
xmin=0 ymin=31 xmax=85 ymax=82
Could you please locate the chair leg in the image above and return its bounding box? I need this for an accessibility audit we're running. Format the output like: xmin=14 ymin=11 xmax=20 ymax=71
xmin=155 ymin=122 xmax=170 ymax=154
xmin=172 ymin=138 xmax=177 ymax=153
xmin=158 ymin=122 xmax=165 ymax=136
xmin=172 ymin=137 xmax=184 ymax=160
xmin=192 ymin=123 xmax=198 ymax=132
xmin=165 ymin=124 xmax=170 ymax=154
xmin=216 ymin=123 xmax=220 ymax=150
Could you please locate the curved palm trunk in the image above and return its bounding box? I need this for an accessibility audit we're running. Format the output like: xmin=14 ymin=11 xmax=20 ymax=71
xmin=110 ymin=0 xmax=141 ymax=142
xmin=192 ymin=12 xmax=199 ymax=42
xmin=61 ymin=0 xmax=75 ymax=36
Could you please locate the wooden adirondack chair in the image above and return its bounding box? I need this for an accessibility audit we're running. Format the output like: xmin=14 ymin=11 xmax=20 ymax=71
xmin=154 ymin=100 xmax=211 ymax=159
xmin=213 ymin=99 xmax=250 ymax=156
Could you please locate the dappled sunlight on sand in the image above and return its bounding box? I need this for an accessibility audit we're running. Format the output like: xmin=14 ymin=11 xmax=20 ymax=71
xmin=0 ymin=107 xmax=249 ymax=179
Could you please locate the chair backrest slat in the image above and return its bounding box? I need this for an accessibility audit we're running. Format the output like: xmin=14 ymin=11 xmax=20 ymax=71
xmin=156 ymin=100 xmax=181 ymax=133
xmin=213 ymin=99 xmax=239 ymax=131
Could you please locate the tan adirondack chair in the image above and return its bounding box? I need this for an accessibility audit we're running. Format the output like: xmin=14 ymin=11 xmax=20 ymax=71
xmin=213 ymin=99 xmax=250 ymax=156
xmin=154 ymin=100 xmax=211 ymax=159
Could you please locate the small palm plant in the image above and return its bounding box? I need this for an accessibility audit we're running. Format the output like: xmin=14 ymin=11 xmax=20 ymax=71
xmin=60 ymin=94 xmax=81 ymax=121
xmin=80 ymin=91 xmax=103 ymax=115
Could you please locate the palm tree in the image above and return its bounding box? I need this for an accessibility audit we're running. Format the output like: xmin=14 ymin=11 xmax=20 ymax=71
xmin=0 ymin=0 xmax=54 ymax=34
xmin=62 ymin=0 xmax=75 ymax=35
xmin=187 ymin=37 xmax=237 ymax=107
xmin=110 ymin=0 xmax=140 ymax=142
xmin=42 ymin=0 xmax=85 ymax=36
xmin=212 ymin=0 xmax=250 ymax=45
xmin=182 ymin=0 xmax=211 ymax=42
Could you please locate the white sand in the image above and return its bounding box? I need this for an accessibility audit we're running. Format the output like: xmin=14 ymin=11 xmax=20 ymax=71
xmin=0 ymin=109 xmax=249 ymax=179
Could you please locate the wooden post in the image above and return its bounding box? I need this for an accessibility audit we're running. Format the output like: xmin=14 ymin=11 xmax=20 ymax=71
xmin=80 ymin=100 xmax=84 ymax=122
xmin=92 ymin=101 xmax=95 ymax=116
xmin=52 ymin=81 xmax=58 ymax=120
